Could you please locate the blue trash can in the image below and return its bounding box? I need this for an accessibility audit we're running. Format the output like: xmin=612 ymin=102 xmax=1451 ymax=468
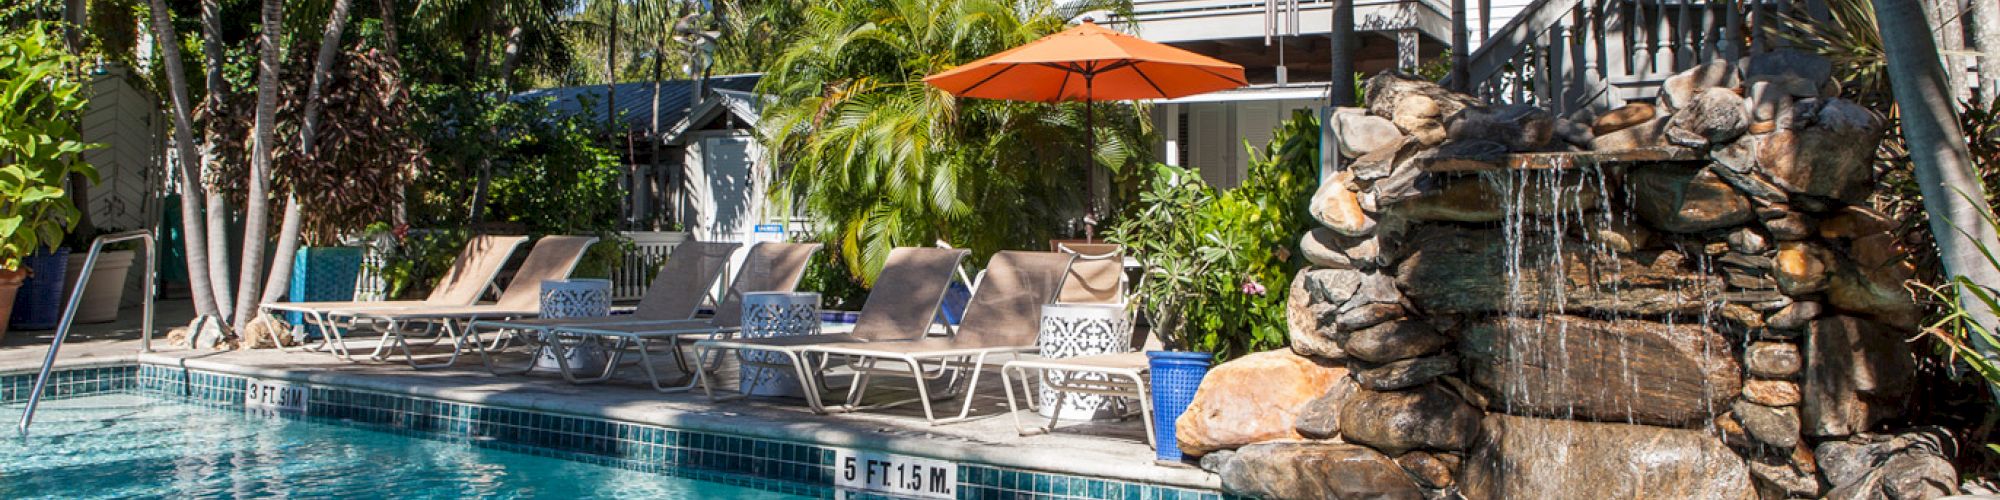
xmin=9 ymin=248 xmax=71 ymax=330
xmin=1147 ymin=350 xmax=1213 ymax=462
xmin=286 ymin=247 xmax=364 ymax=340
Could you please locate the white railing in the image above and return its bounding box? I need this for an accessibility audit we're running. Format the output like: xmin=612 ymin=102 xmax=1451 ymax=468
xmin=611 ymin=231 xmax=689 ymax=301
xmin=1450 ymin=0 xmax=1833 ymax=115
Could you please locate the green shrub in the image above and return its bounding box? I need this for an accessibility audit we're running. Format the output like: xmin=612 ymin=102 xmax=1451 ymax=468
xmin=1108 ymin=110 xmax=1320 ymax=359
xmin=0 ymin=22 xmax=100 ymax=270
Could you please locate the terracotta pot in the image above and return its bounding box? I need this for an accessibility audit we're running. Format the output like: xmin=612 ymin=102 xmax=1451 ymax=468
xmin=62 ymin=250 xmax=136 ymax=324
xmin=0 ymin=268 xmax=25 ymax=340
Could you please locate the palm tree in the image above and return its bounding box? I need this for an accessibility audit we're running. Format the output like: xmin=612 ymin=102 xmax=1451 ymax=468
xmin=1872 ymin=0 xmax=2000 ymax=372
xmin=142 ymin=0 xmax=223 ymax=321
xmin=231 ymin=0 xmax=285 ymax=327
xmin=255 ymin=0 xmax=359 ymax=322
xmin=757 ymin=0 xmax=1142 ymax=283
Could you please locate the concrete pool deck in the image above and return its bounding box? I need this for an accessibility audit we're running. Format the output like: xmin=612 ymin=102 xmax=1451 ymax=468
xmin=1 ymin=301 xmax=1220 ymax=493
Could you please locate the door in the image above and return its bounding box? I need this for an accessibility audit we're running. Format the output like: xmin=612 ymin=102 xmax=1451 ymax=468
xmin=686 ymin=132 xmax=763 ymax=244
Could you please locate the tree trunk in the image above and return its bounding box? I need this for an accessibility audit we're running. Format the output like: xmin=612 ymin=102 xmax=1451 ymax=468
xmin=232 ymin=0 xmax=285 ymax=328
xmin=1329 ymin=0 xmax=1357 ymax=106
xmin=143 ymin=0 xmax=222 ymax=319
xmin=1874 ymin=0 xmax=2000 ymax=371
xmin=499 ymin=25 xmax=526 ymax=89
xmin=257 ymin=0 xmax=355 ymax=326
xmin=199 ymin=0 xmax=235 ymax=318
xmin=1976 ymin=0 xmax=2000 ymax=104
xmin=377 ymin=0 xmax=399 ymax=62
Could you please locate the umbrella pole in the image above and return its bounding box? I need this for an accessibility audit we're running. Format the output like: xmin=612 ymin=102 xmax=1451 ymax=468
xmin=1084 ymin=76 xmax=1096 ymax=241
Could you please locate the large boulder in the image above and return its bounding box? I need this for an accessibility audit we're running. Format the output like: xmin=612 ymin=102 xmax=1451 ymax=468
xmin=1446 ymin=103 xmax=1558 ymax=152
xmin=1460 ymin=414 xmax=1757 ymax=500
xmin=1628 ymin=164 xmax=1757 ymax=233
xmin=1657 ymin=60 xmax=1741 ymax=113
xmin=1399 ymin=227 xmax=1725 ymax=317
xmin=1592 ymin=102 xmax=1657 ymax=136
xmin=1338 ymin=383 xmax=1483 ymax=454
xmin=1334 ymin=109 xmax=1407 ymax=158
xmin=1343 ymin=319 xmax=1452 ymax=364
xmin=1757 ymin=98 xmax=1885 ymax=204
xmin=1459 ymin=314 xmax=1741 ymax=427
xmin=1590 ymin=114 xmax=1673 ymax=151
xmin=1803 ymin=316 xmax=1915 ymax=437
xmin=1217 ymin=442 xmax=1425 ymax=500
xmin=1666 ymin=87 xmax=1752 ymax=148
xmin=1299 ymin=227 xmax=1383 ymax=270
xmin=1366 ymin=73 xmax=1479 ymax=124
xmin=1391 ymin=171 xmax=1602 ymax=223
xmin=1175 ymin=349 xmax=1349 ymax=456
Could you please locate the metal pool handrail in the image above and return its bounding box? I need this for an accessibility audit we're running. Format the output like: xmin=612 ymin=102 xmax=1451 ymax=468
xmin=17 ymin=230 xmax=156 ymax=437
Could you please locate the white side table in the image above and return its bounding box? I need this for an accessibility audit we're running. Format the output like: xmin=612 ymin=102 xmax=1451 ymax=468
xmin=1036 ymin=303 xmax=1134 ymax=420
xmin=535 ymin=279 xmax=611 ymax=372
xmin=740 ymin=291 xmax=822 ymax=397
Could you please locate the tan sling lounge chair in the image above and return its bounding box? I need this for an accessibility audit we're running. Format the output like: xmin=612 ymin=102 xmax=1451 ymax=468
xmin=339 ymin=235 xmax=598 ymax=369
xmin=1001 ymin=242 xmax=1157 ymax=447
xmin=473 ymin=241 xmax=741 ymax=381
xmin=802 ymin=250 xmax=1075 ymax=425
xmin=545 ymin=242 xmax=822 ymax=391
xmin=260 ymin=235 xmax=530 ymax=359
xmin=690 ymin=247 xmax=969 ymax=410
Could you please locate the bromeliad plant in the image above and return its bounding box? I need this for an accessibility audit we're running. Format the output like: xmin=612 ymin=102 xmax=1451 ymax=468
xmin=1108 ymin=110 xmax=1321 ymax=360
xmin=0 ymin=22 xmax=100 ymax=270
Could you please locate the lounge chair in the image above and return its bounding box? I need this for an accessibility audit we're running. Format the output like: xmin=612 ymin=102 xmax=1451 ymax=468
xmin=260 ymin=235 xmax=530 ymax=359
xmin=545 ymin=242 xmax=823 ymax=391
xmin=473 ymin=241 xmax=741 ymax=381
xmin=337 ymin=235 xmax=598 ymax=369
xmin=689 ymin=246 xmax=970 ymax=409
xmin=999 ymin=243 xmax=1157 ymax=446
xmin=1052 ymin=242 xmax=1128 ymax=305
xmin=801 ymin=250 xmax=1076 ymax=425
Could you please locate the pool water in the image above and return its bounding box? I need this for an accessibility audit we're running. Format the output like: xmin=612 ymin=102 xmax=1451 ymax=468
xmin=1 ymin=394 xmax=815 ymax=499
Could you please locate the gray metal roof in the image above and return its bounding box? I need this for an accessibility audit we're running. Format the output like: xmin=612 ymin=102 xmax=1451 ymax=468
xmin=510 ymin=73 xmax=763 ymax=132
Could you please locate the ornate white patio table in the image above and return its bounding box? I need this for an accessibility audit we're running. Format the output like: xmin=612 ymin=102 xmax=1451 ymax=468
xmin=1036 ymin=302 xmax=1134 ymax=420
xmin=534 ymin=278 xmax=612 ymax=373
xmin=739 ymin=291 xmax=822 ymax=397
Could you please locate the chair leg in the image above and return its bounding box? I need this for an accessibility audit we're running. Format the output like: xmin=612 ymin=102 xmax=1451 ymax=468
xmin=1131 ymin=373 xmax=1156 ymax=450
xmin=948 ymin=353 xmax=990 ymax=423
xmin=1003 ymin=365 xmax=1044 ymax=437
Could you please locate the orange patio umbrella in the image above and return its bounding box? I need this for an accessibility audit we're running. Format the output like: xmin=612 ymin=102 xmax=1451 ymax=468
xmin=924 ymin=19 xmax=1247 ymax=230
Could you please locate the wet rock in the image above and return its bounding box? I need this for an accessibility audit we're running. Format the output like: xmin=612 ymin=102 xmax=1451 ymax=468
xmin=1588 ymin=217 xmax=1655 ymax=253
xmin=1176 ymin=349 xmax=1349 ymax=456
xmin=1748 ymin=452 xmax=1823 ymax=499
xmin=1197 ymin=448 xmax=1236 ymax=473
xmin=1336 ymin=110 xmax=1407 ymax=158
xmin=1301 ymin=227 xmax=1382 ymax=270
xmin=1767 ymin=300 xmax=1822 ymax=331
xmin=1746 ymin=341 xmax=1803 ymax=378
xmin=1460 ymin=414 xmax=1756 ymax=500
xmin=1460 ymin=314 xmax=1740 ymax=427
xmin=1396 ymin=451 xmax=1459 ymax=489
xmin=1312 ymin=171 xmax=1376 ymax=236
xmin=1667 ymin=87 xmax=1752 ymax=147
xmin=1294 ymin=376 xmax=1360 ymax=439
xmin=1758 ymin=98 xmax=1886 ymax=204
xmin=1732 ymin=399 xmax=1801 ymax=449
xmin=1448 ymin=103 xmax=1558 ymax=152
xmin=1400 ymin=228 xmax=1725 ymax=317
xmin=1803 ymin=316 xmax=1914 ymax=437
xmin=1344 ymin=320 xmax=1452 ymax=364
xmin=1339 ymin=383 xmax=1482 ymax=454
xmin=1392 ymin=172 xmax=1602 ymax=223
xmin=1354 ymin=354 xmax=1459 ymax=391
xmin=1219 ymin=441 xmax=1424 ymax=500
xmin=1629 ymin=164 xmax=1757 ymax=233
xmin=1763 ymin=209 xmax=1817 ymax=241
xmin=1554 ymin=117 xmax=1594 ymax=148
xmin=1744 ymin=378 xmax=1803 ymax=407
xmin=1825 ymin=451 xmax=1959 ymax=500
xmin=1729 ymin=227 xmax=1773 ymax=254
xmin=1590 ymin=114 xmax=1673 ymax=151
xmin=1338 ymin=303 xmax=1407 ymax=330
xmin=1819 ymin=428 xmax=1957 ymax=490
xmin=1593 ymin=102 xmax=1658 ymax=135
xmin=1774 ymin=241 xmax=1833 ymax=294
xmin=1658 ymin=60 xmax=1741 ymax=113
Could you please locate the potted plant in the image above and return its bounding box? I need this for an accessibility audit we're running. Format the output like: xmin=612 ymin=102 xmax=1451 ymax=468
xmin=55 ymin=228 xmax=136 ymax=324
xmin=0 ymin=23 xmax=100 ymax=338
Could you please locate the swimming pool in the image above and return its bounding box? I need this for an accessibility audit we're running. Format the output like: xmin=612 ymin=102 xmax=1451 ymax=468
xmin=1 ymin=394 xmax=816 ymax=499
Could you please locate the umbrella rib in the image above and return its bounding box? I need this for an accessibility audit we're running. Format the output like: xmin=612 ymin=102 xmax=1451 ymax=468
xmin=958 ymin=64 xmax=1024 ymax=97
xmin=1050 ymin=63 xmax=1075 ymax=103
xmin=1128 ymin=63 xmax=1169 ymax=98
xmin=1188 ymin=65 xmax=1251 ymax=86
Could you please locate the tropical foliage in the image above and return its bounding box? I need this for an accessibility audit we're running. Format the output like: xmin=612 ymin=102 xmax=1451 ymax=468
xmin=0 ymin=22 xmax=100 ymax=269
xmin=1109 ymin=110 xmax=1322 ymax=359
xmin=406 ymin=89 xmax=624 ymax=235
xmin=756 ymin=0 xmax=1147 ymax=285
